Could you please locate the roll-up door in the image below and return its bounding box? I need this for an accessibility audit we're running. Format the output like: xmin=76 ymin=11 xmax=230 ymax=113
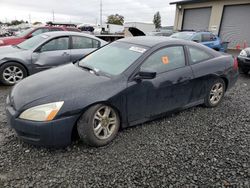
xmin=182 ymin=7 xmax=211 ymax=31
xmin=220 ymin=4 xmax=250 ymax=49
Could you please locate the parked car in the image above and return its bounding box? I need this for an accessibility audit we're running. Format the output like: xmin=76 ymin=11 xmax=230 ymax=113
xmin=0 ymin=26 xmax=81 ymax=47
xmin=0 ymin=31 xmax=107 ymax=85
xmin=171 ymin=31 xmax=225 ymax=52
xmin=148 ymin=31 xmax=173 ymax=37
xmin=237 ymin=48 xmax=250 ymax=75
xmin=6 ymin=36 xmax=238 ymax=148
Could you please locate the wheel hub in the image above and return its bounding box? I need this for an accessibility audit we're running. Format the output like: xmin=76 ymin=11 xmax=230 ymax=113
xmin=101 ymin=117 xmax=110 ymax=127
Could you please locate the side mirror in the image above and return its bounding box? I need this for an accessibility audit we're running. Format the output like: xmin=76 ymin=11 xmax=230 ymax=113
xmin=26 ymin=34 xmax=32 ymax=39
xmin=34 ymin=47 xmax=42 ymax=53
xmin=135 ymin=68 xmax=156 ymax=80
xmin=192 ymin=39 xmax=199 ymax=43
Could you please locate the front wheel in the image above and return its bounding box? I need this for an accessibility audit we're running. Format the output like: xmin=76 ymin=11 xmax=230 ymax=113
xmin=204 ymin=78 xmax=225 ymax=108
xmin=241 ymin=69 xmax=249 ymax=75
xmin=77 ymin=104 xmax=120 ymax=147
xmin=0 ymin=62 xmax=27 ymax=85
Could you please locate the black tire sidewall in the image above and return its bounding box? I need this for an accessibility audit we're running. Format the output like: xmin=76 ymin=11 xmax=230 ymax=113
xmin=0 ymin=62 xmax=27 ymax=85
xmin=77 ymin=104 xmax=120 ymax=147
xmin=204 ymin=78 xmax=225 ymax=108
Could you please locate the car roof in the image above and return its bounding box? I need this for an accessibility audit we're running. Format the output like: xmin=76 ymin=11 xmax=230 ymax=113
xmin=118 ymin=36 xmax=194 ymax=47
xmin=40 ymin=31 xmax=101 ymax=40
xmin=118 ymin=36 xmax=221 ymax=57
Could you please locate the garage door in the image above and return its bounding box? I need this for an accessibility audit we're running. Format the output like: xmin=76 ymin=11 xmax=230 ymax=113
xmin=220 ymin=4 xmax=250 ymax=49
xmin=182 ymin=7 xmax=211 ymax=31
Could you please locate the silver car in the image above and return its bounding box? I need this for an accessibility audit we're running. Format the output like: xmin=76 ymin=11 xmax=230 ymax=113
xmin=0 ymin=31 xmax=107 ymax=85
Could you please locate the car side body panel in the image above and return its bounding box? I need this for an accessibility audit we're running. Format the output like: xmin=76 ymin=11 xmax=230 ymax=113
xmin=5 ymin=37 xmax=239 ymax=147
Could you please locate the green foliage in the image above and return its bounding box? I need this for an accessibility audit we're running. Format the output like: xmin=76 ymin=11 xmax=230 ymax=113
xmin=33 ymin=22 xmax=42 ymax=25
xmin=107 ymin=14 xmax=124 ymax=25
xmin=4 ymin=20 xmax=26 ymax=26
xmin=153 ymin=11 xmax=161 ymax=29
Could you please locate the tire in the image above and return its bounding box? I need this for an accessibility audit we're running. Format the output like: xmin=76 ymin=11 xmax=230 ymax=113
xmin=0 ymin=62 xmax=27 ymax=86
xmin=77 ymin=104 xmax=120 ymax=147
xmin=204 ymin=78 xmax=225 ymax=108
xmin=242 ymin=69 xmax=249 ymax=75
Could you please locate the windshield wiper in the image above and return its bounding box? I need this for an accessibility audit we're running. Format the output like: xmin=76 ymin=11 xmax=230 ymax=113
xmin=79 ymin=64 xmax=99 ymax=76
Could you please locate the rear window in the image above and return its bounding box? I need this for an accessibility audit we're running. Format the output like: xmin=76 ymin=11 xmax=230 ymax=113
xmin=188 ymin=46 xmax=212 ymax=64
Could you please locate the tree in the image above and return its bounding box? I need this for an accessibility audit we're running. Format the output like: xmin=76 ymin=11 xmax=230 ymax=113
xmin=9 ymin=20 xmax=25 ymax=26
xmin=107 ymin=14 xmax=124 ymax=25
xmin=33 ymin=21 xmax=42 ymax=25
xmin=153 ymin=11 xmax=161 ymax=29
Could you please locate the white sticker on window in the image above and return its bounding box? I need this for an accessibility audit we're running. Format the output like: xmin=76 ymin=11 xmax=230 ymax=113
xmin=129 ymin=46 xmax=146 ymax=53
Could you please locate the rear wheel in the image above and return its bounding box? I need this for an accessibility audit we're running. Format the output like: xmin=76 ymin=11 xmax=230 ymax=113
xmin=204 ymin=78 xmax=225 ymax=108
xmin=0 ymin=62 xmax=27 ymax=85
xmin=77 ymin=104 xmax=120 ymax=147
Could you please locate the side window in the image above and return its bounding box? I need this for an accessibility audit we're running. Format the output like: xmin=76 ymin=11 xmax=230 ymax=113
xmin=72 ymin=36 xmax=94 ymax=49
xmin=31 ymin=28 xmax=49 ymax=37
xmin=188 ymin=46 xmax=212 ymax=64
xmin=210 ymin=34 xmax=216 ymax=41
xmin=66 ymin=28 xmax=80 ymax=32
xmin=40 ymin=37 xmax=69 ymax=52
xmin=93 ymin=39 xmax=100 ymax=48
xmin=50 ymin=28 xmax=63 ymax=32
xmin=141 ymin=46 xmax=186 ymax=74
xmin=192 ymin=34 xmax=202 ymax=43
xmin=202 ymin=33 xmax=211 ymax=42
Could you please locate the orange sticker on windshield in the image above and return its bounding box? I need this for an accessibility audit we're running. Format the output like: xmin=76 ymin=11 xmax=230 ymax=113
xmin=162 ymin=56 xmax=169 ymax=64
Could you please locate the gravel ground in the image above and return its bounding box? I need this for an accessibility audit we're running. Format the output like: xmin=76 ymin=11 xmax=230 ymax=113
xmin=0 ymin=75 xmax=249 ymax=187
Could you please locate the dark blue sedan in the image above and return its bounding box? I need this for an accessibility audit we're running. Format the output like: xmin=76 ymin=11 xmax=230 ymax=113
xmin=6 ymin=37 xmax=239 ymax=148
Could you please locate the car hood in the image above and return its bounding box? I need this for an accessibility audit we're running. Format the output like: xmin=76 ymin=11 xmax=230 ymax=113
xmin=0 ymin=45 xmax=23 ymax=55
xmin=11 ymin=63 xmax=125 ymax=113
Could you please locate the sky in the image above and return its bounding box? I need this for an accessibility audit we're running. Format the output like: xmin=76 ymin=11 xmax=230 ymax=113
xmin=0 ymin=0 xmax=176 ymax=26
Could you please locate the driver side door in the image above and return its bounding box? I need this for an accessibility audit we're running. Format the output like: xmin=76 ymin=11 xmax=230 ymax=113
xmin=126 ymin=46 xmax=194 ymax=124
xmin=31 ymin=36 xmax=71 ymax=73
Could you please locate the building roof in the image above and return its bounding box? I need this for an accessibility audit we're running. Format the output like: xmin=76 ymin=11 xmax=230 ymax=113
xmin=170 ymin=0 xmax=210 ymax=5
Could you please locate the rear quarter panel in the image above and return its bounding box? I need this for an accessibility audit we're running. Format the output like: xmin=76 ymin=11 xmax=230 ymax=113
xmin=190 ymin=54 xmax=236 ymax=101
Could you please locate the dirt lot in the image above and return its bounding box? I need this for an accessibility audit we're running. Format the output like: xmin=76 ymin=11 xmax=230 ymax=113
xmin=0 ymin=74 xmax=249 ymax=187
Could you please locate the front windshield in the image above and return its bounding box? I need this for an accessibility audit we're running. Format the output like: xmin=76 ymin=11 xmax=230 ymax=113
xmin=17 ymin=34 xmax=49 ymax=50
xmin=16 ymin=28 xmax=33 ymax=37
xmin=79 ymin=42 xmax=148 ymax=76
xmin=171 ymin=32 xmax=194 ymax=40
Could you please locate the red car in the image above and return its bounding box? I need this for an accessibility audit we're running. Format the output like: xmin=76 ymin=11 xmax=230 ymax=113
xmin=0 ymin=26 xmax=80 ymax=46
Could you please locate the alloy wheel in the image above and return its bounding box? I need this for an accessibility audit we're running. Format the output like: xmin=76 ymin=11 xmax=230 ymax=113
xmin=209 ymin=83 xmax=224 ymax=105
xmin=93 ymin=106 xmax=118 ymax=140
xmin=3 ymin=66 xmax=24 ymax=84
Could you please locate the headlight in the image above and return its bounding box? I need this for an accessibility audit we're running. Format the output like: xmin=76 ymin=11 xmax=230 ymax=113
xmin=19 ymin=101 xmax=64 ymax=122
xmin=0 ymin=40 xmax=4 ymax=45
xmin=239 ymin=50 xmax=248 ymax=57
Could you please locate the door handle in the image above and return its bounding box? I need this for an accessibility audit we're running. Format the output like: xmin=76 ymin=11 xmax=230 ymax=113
xmin=62 ymin=52 xmax=70 ymax=56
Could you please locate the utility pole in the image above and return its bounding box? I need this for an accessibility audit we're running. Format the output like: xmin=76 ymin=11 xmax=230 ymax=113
xmin=100 ymin=0 xmax=102 ymax=27
xmin=29 ymin=14 xmax=31 ymax=24
xmin=52 ymin=10 xmax=55 ymax=22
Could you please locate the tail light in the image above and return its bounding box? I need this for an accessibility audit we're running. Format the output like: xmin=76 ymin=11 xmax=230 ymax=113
xmin=233 ymin=57 xmax=238 ymax=70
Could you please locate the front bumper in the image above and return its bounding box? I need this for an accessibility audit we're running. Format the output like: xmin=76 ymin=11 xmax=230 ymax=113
xmin=6 ymin=102 xmax=79 ymax=148
xmin=237 ymin=56 xmax=250 ymax=70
